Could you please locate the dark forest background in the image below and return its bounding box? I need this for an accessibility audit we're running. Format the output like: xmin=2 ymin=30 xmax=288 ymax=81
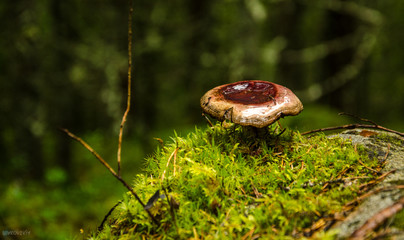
xmin=1 ymin=0 xmax=403 ymax=239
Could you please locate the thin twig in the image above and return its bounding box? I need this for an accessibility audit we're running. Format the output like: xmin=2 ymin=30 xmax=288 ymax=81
xmin=383 ymin=144 xmax=391 ymax=162
xmin=301 ymin=123 xmax=404 ymax=138
xmin=357 ymin=159 xmax=380 ymax=174
xmin=60 ymin=128 xmax=160 ymax=225
xmin=358 ymin=169 xmax=397 ymax=191
xmin=117 ymin=0 xmax=134 ymax=177
xmin=161 ymin=148 xmax=179 ymax=182
xmin=202 ymin=113 xmax=213 ymax=127
xmin=173 ymin=147 xmax=178 ymax=177
xmin=98 ymin=200 xmax=122 ymax=232
xmin=339 ymin=112 xmax=378 ymax=125
xmin=345 ymin=184 xmax=404 ymax=207
xmin=163 ymin=188 xmax=179 ymax=232
xmin=61 ymin=0 xmax=161 ymax=227
xmin=61 ymin=128 xmax=117 ymax=176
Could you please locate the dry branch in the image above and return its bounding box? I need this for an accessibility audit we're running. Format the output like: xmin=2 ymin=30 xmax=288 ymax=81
xmin=61 ymin=128 xmax=159 ymax=225
xmin=350 ymin=196 xmax=404 ymax=239
xmin=346 ymin=184 xmax=404 ymax=207
xmin=302 ymin=112 xmax=404 ymax=138
xmin=61 ymin=0 xmax=161 ymax=227
xmin=117 ymin=0 xmax=134 ymax=177
xmin=61 ymin=128 xmax=117 ymax=176
xmin=161 ymin=147 xmax=179 ymax=182
xmin=301 ymin=123 xmax=404 ymax=138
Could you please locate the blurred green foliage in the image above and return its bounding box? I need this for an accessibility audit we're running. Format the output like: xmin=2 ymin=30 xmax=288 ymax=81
xmin=0 ymin=0 xmax=403 ymax=239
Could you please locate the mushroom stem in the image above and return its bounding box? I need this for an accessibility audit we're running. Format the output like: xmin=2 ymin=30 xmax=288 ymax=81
xmin=257 ymin=127 xmax=270 ymax=138
xmin=242 ymin=126 xmax=269 ymax=139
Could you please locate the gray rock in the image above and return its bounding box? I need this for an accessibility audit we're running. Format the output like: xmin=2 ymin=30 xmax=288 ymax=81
xmin=328 ymin=129 xmax=404 ymax=239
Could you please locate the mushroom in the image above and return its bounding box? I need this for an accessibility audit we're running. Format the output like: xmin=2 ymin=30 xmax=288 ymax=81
xmin=200 ymin=80 xmax=303 ymax=131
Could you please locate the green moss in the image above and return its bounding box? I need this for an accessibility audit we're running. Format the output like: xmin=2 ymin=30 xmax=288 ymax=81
xmin=94 ymin=123 xmax=380 ymax=239
xmin=391 ymin=206 xmax=404 ymax=229
xmin=373 ymin=132 xmax=404 ymax=149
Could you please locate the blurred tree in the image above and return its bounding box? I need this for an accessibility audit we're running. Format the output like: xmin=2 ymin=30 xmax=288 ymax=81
xmin=2 ymin=0 xmax=404 ymax=238
xmin=0 ymin=0 xmax=403 ymax=185
xmin=321 ymin=1 xmax=358 ymax=110
xmin=0 ymin=1 xmax=128 ymax=181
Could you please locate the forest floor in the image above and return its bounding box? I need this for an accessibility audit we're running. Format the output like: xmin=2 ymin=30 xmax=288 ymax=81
xmin=93 ymin=123 xmax=404 ymax=239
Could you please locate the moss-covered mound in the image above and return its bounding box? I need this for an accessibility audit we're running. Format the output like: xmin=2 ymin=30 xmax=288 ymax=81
xmin=94 ymin=123 xmax=381 ymax=239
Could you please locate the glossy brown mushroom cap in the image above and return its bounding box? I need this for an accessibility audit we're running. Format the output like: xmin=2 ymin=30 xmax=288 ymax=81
xmin=200 ymin=80 xmax=303 ymax=128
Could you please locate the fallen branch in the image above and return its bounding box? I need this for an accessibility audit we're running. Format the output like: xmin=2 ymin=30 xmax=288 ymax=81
xmin=301 ymin=123 xmax=404 ymax=138
xmin=338 ymin=112 xmax=377 ymax=125
xmin=61 ymin=128 xmax=159 ymax=225
xmin=358 ymin=169 xmax=397 ymax=192
xmin=61 ymin=0 xmax=160 ymax=229
xmin=345 ymin=184 xmax=404 ymax=207
xmin=350 ymin=196 xmax=404 ymax=239
xmin=302 ymin=113 xmax=404 ymax=137
xmin=303 ymin=185 xmax=404 ymax=238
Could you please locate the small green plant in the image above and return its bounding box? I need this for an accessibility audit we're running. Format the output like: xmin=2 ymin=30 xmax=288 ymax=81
xmin=94 ymin=123 xmax=381 ymax=239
